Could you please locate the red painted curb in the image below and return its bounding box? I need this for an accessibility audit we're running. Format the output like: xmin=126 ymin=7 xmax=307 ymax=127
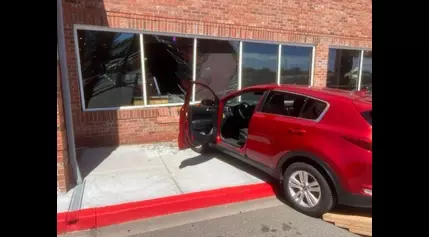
xmin=57 ymin=183 xmax=275 ymax=234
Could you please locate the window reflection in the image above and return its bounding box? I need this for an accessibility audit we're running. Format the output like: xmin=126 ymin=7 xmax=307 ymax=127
xmin=195 ymin=39 xmax=239 ymax=101
xmin=77 ymin=30 xmax=143 ymax=109
xmin=77 ymin=28 xmax=361 ymax=110
xmin=280 ymin=46 xmax=312 ymax=85
xmin=327 ymin=49 xmax=361 ymax=90
xmin=361 ymin=51 xmax=372 ymax=92
xmin=241 ymin=42 xmax=278 ymax=87
xmin=143 ymin=35 xmax=193 ymax=104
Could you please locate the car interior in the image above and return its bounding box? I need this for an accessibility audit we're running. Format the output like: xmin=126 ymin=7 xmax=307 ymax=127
xmin=261 ymin=92 xmax=307 ymax=117
xmin=220 ymin=91 xmax=319 ymax=147
xmin=220 ymin=91 xmax=265 ymax=147
xmin=188 ymin=89 xmax=323 ymax=148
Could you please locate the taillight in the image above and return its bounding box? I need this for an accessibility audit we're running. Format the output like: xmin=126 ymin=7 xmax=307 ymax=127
xmin=342 ymin=136 xmax=372 ymax=151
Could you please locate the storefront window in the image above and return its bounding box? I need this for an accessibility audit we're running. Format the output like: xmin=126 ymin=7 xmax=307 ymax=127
xmin=76 ymin=30 xmax=143 ymax=109
xmin=142 ymin=35 xmax=193 ymax=105
xmin=327 ymin=49 xmax=361 ymax=90
xmin=195 ymin=39 xmax=239 ymax=101
xmin=280 ymin=45 xmax=313 ymax=85
xmin=241 ymin=42 xmax=278 ymax=87
xmin=75 ymin=28 xmax=317 ymax=110
xmin=361 ymin=51 xmax=372 ymax=92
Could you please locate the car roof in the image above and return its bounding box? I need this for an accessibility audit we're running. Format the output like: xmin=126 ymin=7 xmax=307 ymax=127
xmin=242 ymin=84 xmax=371 ymax=103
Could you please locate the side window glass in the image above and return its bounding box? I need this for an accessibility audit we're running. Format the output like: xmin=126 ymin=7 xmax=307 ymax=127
xmin=300 ymin=98 xmax=327 ymax=120
xmin=261 ymin=91 xmax=307 ymax=117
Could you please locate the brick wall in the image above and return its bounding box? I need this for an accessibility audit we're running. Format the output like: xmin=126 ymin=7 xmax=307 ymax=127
xmin=60 ymin=0 xmax=372 ymax=148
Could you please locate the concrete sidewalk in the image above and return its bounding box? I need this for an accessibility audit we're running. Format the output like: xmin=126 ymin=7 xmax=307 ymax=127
xmin=57 ymin=142 xmax=274 ymax=213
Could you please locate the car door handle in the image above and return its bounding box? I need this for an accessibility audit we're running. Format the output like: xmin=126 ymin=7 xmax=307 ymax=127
xmin=288 ymin=128 xmax=306 ymax=134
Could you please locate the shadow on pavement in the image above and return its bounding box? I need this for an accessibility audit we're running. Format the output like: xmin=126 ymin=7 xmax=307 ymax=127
xmin=76 ymin=146 xmax=118 ymax=179
xmin=179 ymin=148 xmax=288 ymax=201
xmin=329 ymin=205 xmax=372 ymax=218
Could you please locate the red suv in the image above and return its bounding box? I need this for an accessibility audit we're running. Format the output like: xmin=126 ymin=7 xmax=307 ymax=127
xmin=178 ymin=82 xmax=372 ymax=217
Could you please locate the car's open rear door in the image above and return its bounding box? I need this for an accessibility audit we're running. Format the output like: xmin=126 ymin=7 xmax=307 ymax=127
xmin=178 ymin=81 xmax=219 ymax=150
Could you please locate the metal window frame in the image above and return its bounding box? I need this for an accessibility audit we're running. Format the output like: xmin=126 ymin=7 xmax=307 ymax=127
xmin=328 ymin=46 xmax=372 ymax=91
xmin=139 ymin=34 xmax=148 ymax=106
xmin=192 ymin=38 xmax=197 ymax=102
xmin=237 ymin=41 xmax=243 ymax=102
xmin=329 ymin=45 xmax=372 ymax=51
xmin=238 ymin=41 xmax=243 ymax=90
xmin=73 ymin=24 xmax=317 ymax=111
xmin=277 ymin=44 xmax=282 ymax=85
xmin=74 ymin=24 xmax=317 ymax=47
xmin=357 ymin=50 xmax=364 ymax=90
xmin=310 ymin=46 xmax=316 ymax=86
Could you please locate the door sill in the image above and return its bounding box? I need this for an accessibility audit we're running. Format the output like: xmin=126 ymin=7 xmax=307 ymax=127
xmin=212 ymin=144 xmax=278 ymax=179
xmin=220 ymin=137 xmax=244 ymax=148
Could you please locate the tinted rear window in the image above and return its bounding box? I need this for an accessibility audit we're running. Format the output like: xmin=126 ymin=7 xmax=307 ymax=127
xmin=300 ymin=98 xmax=328 ymax=120
xmin=361 ymin=110 xmax=372 ymax=125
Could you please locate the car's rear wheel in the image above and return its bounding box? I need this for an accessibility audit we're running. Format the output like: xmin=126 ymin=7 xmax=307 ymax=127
xmin=283 ymin=162 xmax=335 ymax=217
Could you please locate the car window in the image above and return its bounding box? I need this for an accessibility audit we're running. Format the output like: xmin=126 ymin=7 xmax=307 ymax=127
xmin=299 ymin=98 xmax=328 ymax=120
xmin=261 ymin=91 xmax=307 ymax=117
xmin=361 ymin=110 xmax=372 ymax=125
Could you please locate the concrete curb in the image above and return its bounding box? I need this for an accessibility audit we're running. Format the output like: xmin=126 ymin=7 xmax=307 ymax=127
xmin=57 ymin=183 xmax=275 ymax=235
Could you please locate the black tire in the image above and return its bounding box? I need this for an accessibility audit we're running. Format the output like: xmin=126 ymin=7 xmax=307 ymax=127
xmin=190 ymin=143 xmax=210 ymax=154
xmin=283 ymin=162 xmax=335 ymax=217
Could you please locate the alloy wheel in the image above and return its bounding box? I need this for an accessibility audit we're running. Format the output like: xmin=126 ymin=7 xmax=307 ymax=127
xmin=287 ymin=170 xmax=321 ymax=208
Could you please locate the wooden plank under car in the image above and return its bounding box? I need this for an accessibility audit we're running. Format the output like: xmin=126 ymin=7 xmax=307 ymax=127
xmin=322 ymin=207 xmax=372 ymax=236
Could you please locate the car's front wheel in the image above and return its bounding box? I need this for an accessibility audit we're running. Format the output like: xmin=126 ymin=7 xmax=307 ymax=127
xmin=283 ymin=162 xmax=335 ymax=217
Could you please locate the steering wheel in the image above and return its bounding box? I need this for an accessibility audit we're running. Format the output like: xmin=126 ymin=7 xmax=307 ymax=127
xmin=237 ymin=102 xmax=251 ymax=120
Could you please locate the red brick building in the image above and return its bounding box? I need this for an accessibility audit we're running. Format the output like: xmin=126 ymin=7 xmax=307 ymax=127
xmin=57 ymin=0 xmax=372 ymax=192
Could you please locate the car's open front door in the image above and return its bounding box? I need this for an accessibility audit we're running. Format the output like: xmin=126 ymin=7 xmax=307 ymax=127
xmin=178 ymin=81 xmax=219 ymax=150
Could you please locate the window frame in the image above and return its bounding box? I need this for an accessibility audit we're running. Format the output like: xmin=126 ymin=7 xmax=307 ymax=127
xmin=73 ymin=24 xmax=316 ymax=112
xmin=327 ymin=46 xmax=372 ymax=91
xmin=259 ymin=89 xmax=330 ymax=122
